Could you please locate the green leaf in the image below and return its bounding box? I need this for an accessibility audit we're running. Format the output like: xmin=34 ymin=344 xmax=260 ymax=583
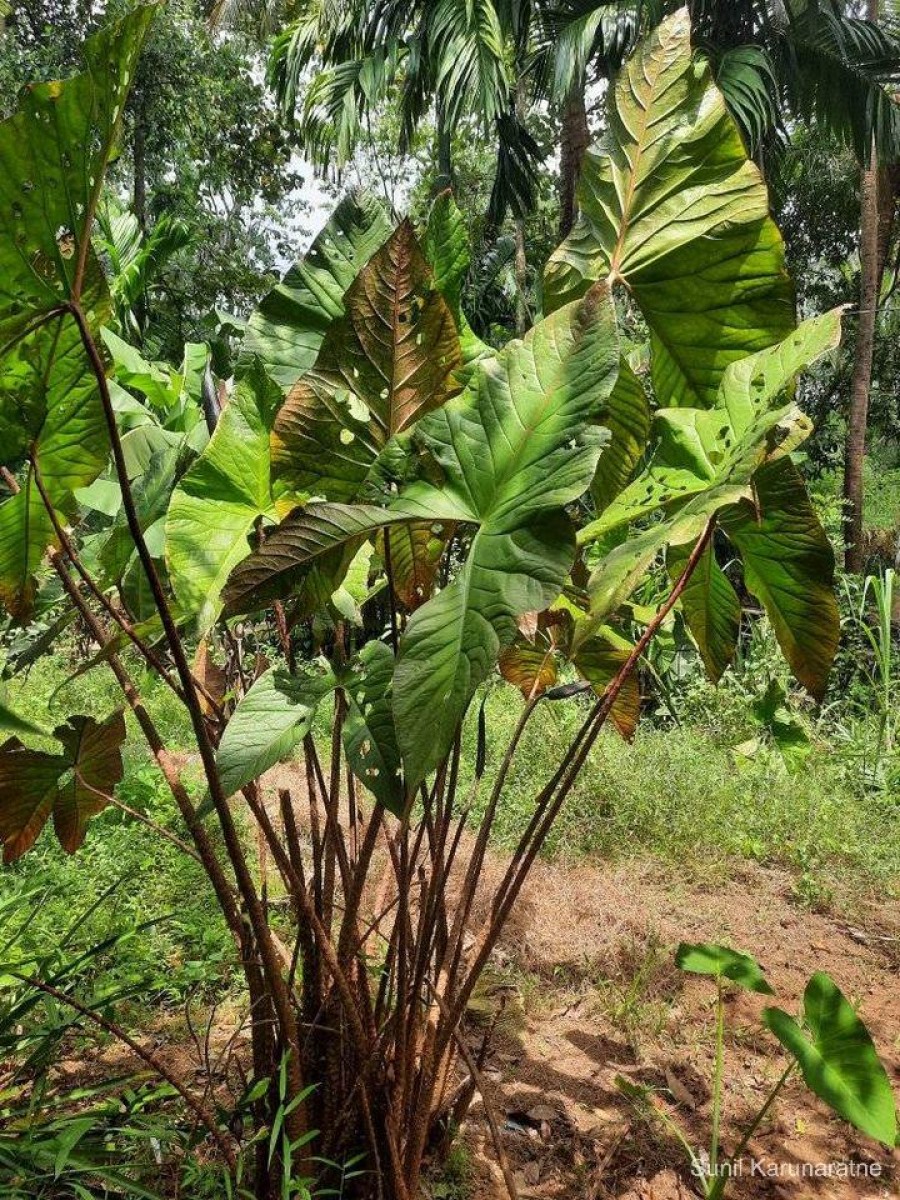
xmin=764 ymin=973 xmax=898 ymax=1146
xmin=667 ymin=540 xmax=740 ymax=683
xmin=585 ymin=487 xmax=744 ymax=628
xmin=720 ymin=459 xmax=838 ymax=699
xmin=750 ymin=680 xmax=811 ymax=774
xmin=591 ymin=359 xmax=651 ymax=514
xmin=423 ymin=190 xmax=491 ymax=382
xmin=0 ymin=693 xmax=48 ymax=738
xmin=581 ymin=310 xmax=843 ymax=546
xmin=423 ymin=190 xmax=470 ymax=319
xmin=99 ymin=442 xmax=188 ymax=586
xmin=271 ymin=220 xmax=462 ymax=502
xmin=0 ymin=711 xmax=125 ymax=862
xmin=216 ymin=663 xmax=337 ymax=796
xmin=715 ymin=308 xmax=842 ymax=441
xmin=241 ymin=193 xmax=392 ymax=390
xmin=101 ymin=328 xmax=179 ymax=412
xmin=0 ymin=9 xmax=156 ymax=618
xmin=166 ymin=362 xmax=284 ymax=630
xmin=394 ymin=282 xmax=619 ymax=784
xmin=675 ymin=942 xmax=773 ymax=995
xmin=543 ymin=8 xmax=795 ymax=408
xmin=339 ymin=641 xmax=403 ymax=814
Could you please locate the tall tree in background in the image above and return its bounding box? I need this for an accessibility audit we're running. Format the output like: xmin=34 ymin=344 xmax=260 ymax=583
xmin=549 ymin=1 xmax=900 ymax=227
xmin=268 ymin=0 xmax=543 ymax=226
xmin=844 ymin=0 xmax=899 ymax=570
xmin=845 ymin=0 xmax=883 ymax=571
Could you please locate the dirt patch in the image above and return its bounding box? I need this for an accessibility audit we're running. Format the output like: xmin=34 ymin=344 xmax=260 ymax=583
xmin=459 ymin=858 xmax=900 ymax=1199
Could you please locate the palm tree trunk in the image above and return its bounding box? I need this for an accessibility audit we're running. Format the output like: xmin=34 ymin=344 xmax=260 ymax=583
xmin=514 ymin=77 xmax=529 ymax=333
xmin=133 ymin=96 xmax=148 ymax=233
xmin=876 ymin=165 xmax=899 ymax=280
xmin=844 ymin=0 xmax=883 ymax=572
xmin=514 ymin=218 xmax=528 ymax=333
xmin=558 ymin=79 xmax=589 ymax=239
xmin=435 ymin=98 xmax=453 ymax=194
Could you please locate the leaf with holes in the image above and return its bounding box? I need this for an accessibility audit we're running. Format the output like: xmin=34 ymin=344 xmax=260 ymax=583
xmin=340 ymin=641 xmax=403 ymax=813
xmin=271 ymin=221 xmax=461 ymax=503
xmin=393 ymin=282 xmax=619 ymax=784
xmin=378 ymin=522 xmax=453 ymax=611
xmin=241 ymin=193 xmax=392 ymax=390
xmin=217 ymin=662 xmax=337 ymax=796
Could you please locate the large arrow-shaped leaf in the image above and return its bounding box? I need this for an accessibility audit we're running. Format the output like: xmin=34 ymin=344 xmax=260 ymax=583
xmin=0 ymin=9 xmax=156 ymax=618
xmin=764 ymin=973 xmax=897 ymax=1146
xmin=667 ymin=539 xmax=740 ymax=683
xmin=224 ymin=284 xmax=620 ymax=785
xmin=217 ymin=662 xmax=337 ymax=797
xmin=0 ymin=711 xmax=126 ymax=861
xmin=166 ymin=362 xmax=285 ymax=630
xmin=720 ymin=458 xmax=838 ymax=699
xmin=580 ymin=294 xmax=842 ymax=547
xmin=543 ymin=8 xmax=795 ymax=408
xmin=271 ymin=220 xmax=462 ymax=502
xmin=393 ymin=282 xmax=619 ymax=784
xmin=241 ymin=192 xmax=392 ymax=390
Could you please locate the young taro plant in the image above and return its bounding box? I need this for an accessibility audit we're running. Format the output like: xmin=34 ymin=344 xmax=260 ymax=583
xmin=619 ymin=944 xmax=897 ymax=1198
xmin=0 ymin=8 xmax=844 ymax=1198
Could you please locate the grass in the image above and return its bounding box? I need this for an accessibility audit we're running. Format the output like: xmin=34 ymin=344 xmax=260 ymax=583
xmin=459 ymin=683 xmax=900 ymax=904
xmin=2 ymin=651 xmax=233 ymax=1009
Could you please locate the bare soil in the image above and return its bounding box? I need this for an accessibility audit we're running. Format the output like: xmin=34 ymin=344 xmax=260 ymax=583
xmin=457 ymin=855 xmax=900 ymax=1200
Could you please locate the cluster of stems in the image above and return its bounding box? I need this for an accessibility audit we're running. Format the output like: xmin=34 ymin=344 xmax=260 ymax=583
xmin=12 ymin=271 xmax=714 ymax=1198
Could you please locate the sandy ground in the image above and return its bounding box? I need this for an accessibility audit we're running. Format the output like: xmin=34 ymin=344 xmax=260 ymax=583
xmin=457 ymin=856 xmax=899 ymax=1200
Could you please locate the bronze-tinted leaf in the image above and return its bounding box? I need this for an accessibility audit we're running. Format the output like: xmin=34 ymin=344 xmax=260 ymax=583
xmin=574 ymin=635 xmax=640 ymax=740
xmin=271 ymin=221 xmax=462 ymax=502
xmin=193 ymin=639 xmax=228 ymax=717
xmin=379 ymin=521 xmax=453 ymax=611
xmin=499 ymin=642 xmax=559 ymax=699
xmin=0 ymin=711 xmax=125 ymax=862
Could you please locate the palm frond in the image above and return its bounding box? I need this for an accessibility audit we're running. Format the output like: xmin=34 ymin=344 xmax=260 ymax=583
xmin=288 ymin=44 xmax=405 ymax=166
xmin=487 ymin=109 xmax=544 ymax=223
xmin=545 ymin=0 xmax=640 ymax=98
xmin=785 ymin=1 xmax=900 ymax=162
xmin=715 ymin=44 xmax=780 ymax=152
xmin=425 ymin=0 xmax=511 ymax=132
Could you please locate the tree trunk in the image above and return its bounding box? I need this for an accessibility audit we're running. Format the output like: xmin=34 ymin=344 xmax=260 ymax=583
xmin=514 ymin=218 xmax=528 ymax=333
xmin=558 ymin=80 xmax=589 ymax=239
xmin=435 ymin=98 xmax=453 ymax=194
xmin=875 ymin=164 xmax=899 ymax=281
xmin=844 ymin=0 xmax=883 ymax=572
xmin=513 ymin=77 xmax=529 ymax=332
xmin=133 ymin=96 xmax=148 ymax=233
